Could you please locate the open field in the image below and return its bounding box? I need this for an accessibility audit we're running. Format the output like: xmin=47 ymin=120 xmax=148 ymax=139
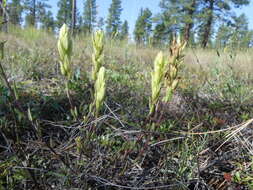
xmin=0 ymin=27 xmax=253 ymax=189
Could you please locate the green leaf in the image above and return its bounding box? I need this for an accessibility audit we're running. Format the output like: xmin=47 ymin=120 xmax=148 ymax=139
xmin=27 ymin=107 xmax=33 ymax=122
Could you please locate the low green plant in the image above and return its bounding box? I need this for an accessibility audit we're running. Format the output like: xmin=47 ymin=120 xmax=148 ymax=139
xmin=0 ymin=157 xmax=28 ymax=189
xmin=232 ymin=157 xmax=253 ymax=188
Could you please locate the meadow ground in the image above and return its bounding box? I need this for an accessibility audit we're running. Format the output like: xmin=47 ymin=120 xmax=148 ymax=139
xmin=0 ymin=27 xmax=253 ymax=189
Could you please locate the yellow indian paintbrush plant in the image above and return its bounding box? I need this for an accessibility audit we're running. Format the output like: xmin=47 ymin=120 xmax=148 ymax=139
xmin=92 ymin=30 xmax=104 ymax=81
xmin=149 ymin=52 xmax=166 ymax=116
xmin=57 ymin=24 xmax=73 ymax=79
xmin=163 ymin=37 xmax=186 ymax=102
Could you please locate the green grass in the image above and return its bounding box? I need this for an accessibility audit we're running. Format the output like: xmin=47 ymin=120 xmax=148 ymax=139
xmin=0 ymin=26 xmax=253 ymax=189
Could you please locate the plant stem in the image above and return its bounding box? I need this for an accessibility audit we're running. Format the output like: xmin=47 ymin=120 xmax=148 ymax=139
xmin=65 ymin=81 xmax=75 ymax=113
xmin=0 ymin=61 xmax=18 ymax=101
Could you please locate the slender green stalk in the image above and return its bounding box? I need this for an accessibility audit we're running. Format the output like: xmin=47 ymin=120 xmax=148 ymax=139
xmin=94 ymin=67 xmax=106 ymax=117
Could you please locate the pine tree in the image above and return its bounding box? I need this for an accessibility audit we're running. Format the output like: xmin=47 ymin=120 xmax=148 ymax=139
xmin=153 ymin=0 xmax=182 ymax=45
xmin=120 ymin=20 xmax=129 ymax=40
xmin=159 ymin=0 xmax=182 ymax=33
xmin=106 ymin=0 xmax=122 ymax=37
xmin=215 ymin=13 xmax=253 ymax=49
xmin=153 ymin=21 xmax=167 ymax=45
xmin=0 ymin=0 xmax=3 ymax=23
xmin=56 ymin=0 xmax=72 ymax=28
xmin=183 ymin=0 xmax=197 ymax=43
xmin=241 ymin=30 xmax=253 ymax=48
xmin=8 ymin=0 xmax=23 ymax=25
xmin=134 ymin=8 xmax=152 ymax=44
xmin=83 ymin=0 xmax=97 ymax=33
xmin=76 ymin=12 xmax=83 ymax=33
xmin=41 ymin=10 xmax=55 ymax=31
xmin=230 ymin=14 xmax=252 ymax=48
xmin=0 ymin=0 xmax=3 ymax=24
xmin=97 ymin=17 xmax=104 ymax=30
xmin=24 ymin=0 xmax=36 ymax=27
xmin=71 ymin=0 xmax=77 ymax=34
xmin=215 ymin=24 xmax=232 ymax=48
xmin=158 ymin=0 xmax=199 ymax=44
xmin=0 ymin=0 xmax=7 ymax=31
xmin=24 ymin=0 xmax=50 ymax=27
xmin=198 ymin=0 xmax=250 ymax=48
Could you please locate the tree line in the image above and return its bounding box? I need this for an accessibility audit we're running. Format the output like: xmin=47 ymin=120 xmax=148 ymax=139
xmin=3 ymin=0 xmax=127 ymax=38
xmin=2 ymin=0 xmax=253 ymax=48
xmin=134 ymin=0 xmax=253 ymax=48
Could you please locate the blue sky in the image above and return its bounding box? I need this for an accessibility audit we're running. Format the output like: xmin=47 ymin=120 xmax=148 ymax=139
xmin=49 ymin=0 xmax=253 ymax=33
